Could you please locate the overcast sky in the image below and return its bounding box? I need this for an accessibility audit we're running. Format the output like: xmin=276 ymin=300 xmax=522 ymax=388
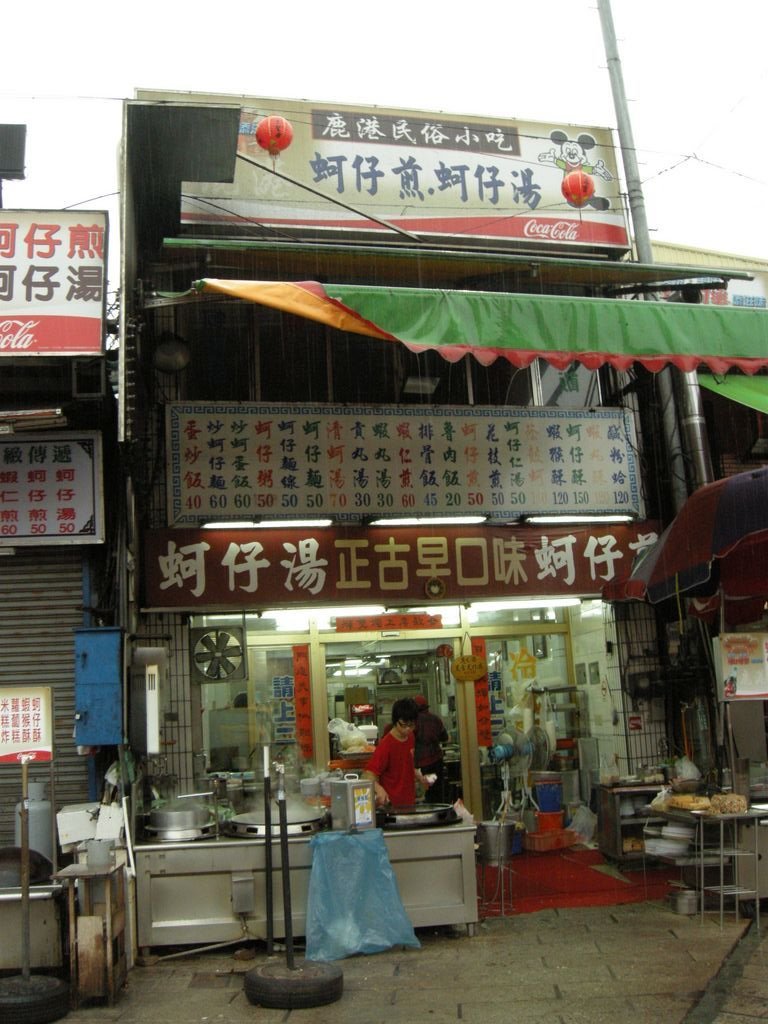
xmin=2 ymin=0 xmax=766 ymax=293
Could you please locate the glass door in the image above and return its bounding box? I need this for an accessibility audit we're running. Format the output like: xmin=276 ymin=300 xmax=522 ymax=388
xmin=324 ymin=637 xmax=460 ymax=802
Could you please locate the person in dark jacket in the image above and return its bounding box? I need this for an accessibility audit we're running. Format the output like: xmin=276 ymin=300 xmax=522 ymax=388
xmin=413 ymin=695 xmax=449 ymax=803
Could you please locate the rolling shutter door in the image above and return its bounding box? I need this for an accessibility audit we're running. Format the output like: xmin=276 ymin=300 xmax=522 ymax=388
xmin=0 ymin=549 xmax=88 ymax=847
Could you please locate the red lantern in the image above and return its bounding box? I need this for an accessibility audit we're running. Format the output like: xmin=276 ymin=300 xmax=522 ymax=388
xmin=255 ymin=115 xmax=294 ymax=157
xmin=561 ymin=170 xmax=595 ymax=207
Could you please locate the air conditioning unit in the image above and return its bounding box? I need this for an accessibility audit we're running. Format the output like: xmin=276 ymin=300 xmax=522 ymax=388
xmin=129 ymin=646 xmax=167 ymax=755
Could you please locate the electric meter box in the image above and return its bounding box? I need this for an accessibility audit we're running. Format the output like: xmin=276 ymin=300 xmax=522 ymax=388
xmin=330 ymin=774 xmax=375 ymax=831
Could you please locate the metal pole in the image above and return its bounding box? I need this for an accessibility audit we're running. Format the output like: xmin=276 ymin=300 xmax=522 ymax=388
xmin=275 ymin=762 xmax=295 ymax=970
xmin=597 ymin=0 xmax=712 ymax=504
xmin=263 ymin=746 xmax=274 ymax=955
xmin=20 ymin=756 xmax=31 ymax=980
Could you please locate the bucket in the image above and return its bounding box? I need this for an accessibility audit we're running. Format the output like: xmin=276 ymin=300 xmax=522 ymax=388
xmin=534 ymin=781 xmax=562 ymax=812
xmin=475 ymin=820 xmax=521 ymax=863
xmin=671 ymin=889 xmax=698 ymax=915
xmin=86 ymin=839 xmax=115 ymax=869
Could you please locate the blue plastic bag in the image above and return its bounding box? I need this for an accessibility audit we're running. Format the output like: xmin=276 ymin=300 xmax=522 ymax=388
xmin=305 ymin=829 xmax=420 ymax=961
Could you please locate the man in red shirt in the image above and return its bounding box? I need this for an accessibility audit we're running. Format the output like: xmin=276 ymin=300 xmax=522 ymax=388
xmin=365 ymin=698 xmax=430 ymax=807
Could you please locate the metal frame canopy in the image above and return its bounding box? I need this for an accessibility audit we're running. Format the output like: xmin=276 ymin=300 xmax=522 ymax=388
xmin=190 ymin=278 xmax=768 ymax=375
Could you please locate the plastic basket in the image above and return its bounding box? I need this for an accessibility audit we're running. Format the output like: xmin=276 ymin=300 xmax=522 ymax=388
xmin=535 ymin=810 xmax=564 ymax=832
xmin=522 ymin=828 xmax=578 ymax=852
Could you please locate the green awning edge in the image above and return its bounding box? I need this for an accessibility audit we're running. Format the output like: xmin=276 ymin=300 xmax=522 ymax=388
xmin=185 ymin=279 xmax=768 ymax=375
xmin=699 ymin=374 xmax=768 ymax=414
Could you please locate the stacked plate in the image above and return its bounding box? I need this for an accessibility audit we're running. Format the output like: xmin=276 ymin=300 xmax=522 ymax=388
xmin=645 ymin=823 xmax=695 ymax=859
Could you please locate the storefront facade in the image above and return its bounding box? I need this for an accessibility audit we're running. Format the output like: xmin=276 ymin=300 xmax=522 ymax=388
xmin=119 ymin=91 xmax=765 ymax=826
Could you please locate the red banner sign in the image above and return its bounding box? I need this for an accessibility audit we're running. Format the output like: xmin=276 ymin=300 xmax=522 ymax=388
xmin=292 ymin=645 xmax=313 ymax=761
xmin=142 ymin=522 xmax=660 ymax=609
xmin=336 ymin=613 xmax=443 ymax=632
xmin=471 ymin=638 xmax=493 ymax=747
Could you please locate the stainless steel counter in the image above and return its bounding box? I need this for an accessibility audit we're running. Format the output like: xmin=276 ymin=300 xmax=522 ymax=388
xmin=134 ymin=825 xmax=478 ymax=950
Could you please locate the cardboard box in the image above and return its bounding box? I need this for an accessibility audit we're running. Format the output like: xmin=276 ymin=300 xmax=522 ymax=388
xmin=56 ymin=802 xmax=100 ymax=846
xmin=95 ymin=803 xmax=124 ymax=840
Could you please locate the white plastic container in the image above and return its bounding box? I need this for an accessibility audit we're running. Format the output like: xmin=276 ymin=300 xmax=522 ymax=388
xmin=15 ymin=781 xmax=53 ymax=863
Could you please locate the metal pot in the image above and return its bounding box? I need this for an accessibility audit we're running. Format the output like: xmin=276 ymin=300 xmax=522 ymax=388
xmin=376 ymin=803 xmax=459 ymax=830
xmin=671 ymin=889 xmax=699 ymax=915
xmin=148 ymin=800 xmax=213 ymax=832
xmin=224 ymin=794 xmax=327 ymax=838
xmin=475 ymin=820 xmax=519 ymax=863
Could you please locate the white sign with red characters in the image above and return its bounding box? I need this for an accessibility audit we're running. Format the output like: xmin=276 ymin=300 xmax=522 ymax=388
xmin=0 ymin=432 xmax=104 ymax=546
xmin=0 ymin=686 xmax=53 ymax=763
xmin=0 ymin=209 xmax=108 ymax=356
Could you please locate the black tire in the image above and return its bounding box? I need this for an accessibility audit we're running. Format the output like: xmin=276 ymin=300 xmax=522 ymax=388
xmin=0 ymin=975 xmax=70 ymax=1024
xmin=244 ymin=959 xmax=343 ymax=1009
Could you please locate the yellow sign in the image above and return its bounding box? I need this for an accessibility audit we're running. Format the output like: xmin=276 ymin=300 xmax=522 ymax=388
xmin=450 ymin=655 xmax=487 ymax=682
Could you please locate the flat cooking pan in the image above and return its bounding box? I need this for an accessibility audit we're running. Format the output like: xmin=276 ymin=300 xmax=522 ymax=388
xmin=376 ymin=803 xmax=459 ymax=829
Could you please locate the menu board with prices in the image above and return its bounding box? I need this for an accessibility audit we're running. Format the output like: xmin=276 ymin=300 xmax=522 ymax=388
xmin=167 ymin=403 xmax=641 ymax=525
xmin=0 ymin=432 xmax=104 ymax=545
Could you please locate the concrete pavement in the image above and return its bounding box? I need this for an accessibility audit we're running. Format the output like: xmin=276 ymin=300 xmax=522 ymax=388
xmin=63 ymin=901 xmax=765 ymax=1024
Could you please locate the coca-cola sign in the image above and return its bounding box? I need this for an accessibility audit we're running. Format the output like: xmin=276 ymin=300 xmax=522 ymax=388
xmin=0 ymin=210 xmax=107 ymax=356
xmin=523 ymin=219 xmax=581 ymax=241
xmin=0 ymin=319 xmax=38 ymax=350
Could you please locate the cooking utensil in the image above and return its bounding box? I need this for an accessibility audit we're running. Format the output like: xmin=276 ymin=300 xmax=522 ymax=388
xmin=376 ymin=803 xmax=459 ymax=829
xmin=148 ymin=800 xmax=213 ymax=832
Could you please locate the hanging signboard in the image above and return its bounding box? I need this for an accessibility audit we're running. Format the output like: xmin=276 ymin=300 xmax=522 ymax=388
xmin=0 ymin=685 xmax=54 ymax=763
xmin=717 ymin=633 xmax=768 ymax=700
xmin=0 ymin=209 xmax=107 ymax=356
xmin=0 ymin=431 xmax=105 ymax=546
xmin=451 ymin=655 xmax=488 ymax=683
xmin=167 ymin=402 xmax=641 ymax=526
xmin=137 ymin=88 xmax=629 ymax=253
xmin=142 ymin=521 xmax=660 ymax=610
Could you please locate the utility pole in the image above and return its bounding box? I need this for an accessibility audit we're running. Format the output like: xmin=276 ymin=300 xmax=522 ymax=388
xmin=597 ymin=0 xmax=712 ymax=507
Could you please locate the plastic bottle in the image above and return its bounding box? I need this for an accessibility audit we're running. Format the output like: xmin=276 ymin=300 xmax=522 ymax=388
xmin=14 ymin=780 xmax=53 ymax=863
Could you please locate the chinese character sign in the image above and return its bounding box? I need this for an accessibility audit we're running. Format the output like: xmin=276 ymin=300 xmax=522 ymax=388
xmin=0 ymin=210 xmax=107 ymax=356
xmin=143 ymin=521 xmax=660 ymax=609
xmin=169 ymin=93 xmax=629 ymax=251
xmin=0 ymin=432 xmax=104 ymax=545
xmin=167 ymin=403 xmax=640 ymax=525
xmin=471 ymin=638 xmax=493 ymax=747
xmin=718 ymin=633 xmax=768 ymax=700
xmin=0 ymin=686 xmax=53 ymax=763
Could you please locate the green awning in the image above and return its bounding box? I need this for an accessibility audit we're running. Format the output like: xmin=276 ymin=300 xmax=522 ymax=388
xmin=698 ymin=374 xmax=768 ymax=414
xmin=193 ymin=279 xmax=768 ymax=374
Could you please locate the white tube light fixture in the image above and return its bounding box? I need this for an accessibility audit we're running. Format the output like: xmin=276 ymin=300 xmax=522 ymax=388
xmin=522 ymin=514 xmax=635 ymax=525
xmin=202 ymin=519 xmax=333 ymax=529
xmin=368 ymin=516 xmax=486 ymax=526
xmin=471 ymin=598 xmax=581 ymax=612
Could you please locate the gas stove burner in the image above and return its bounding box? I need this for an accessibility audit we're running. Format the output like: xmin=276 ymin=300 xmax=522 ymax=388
xmin=144 ymin=822 xmax=218 ymax=843
xmin=225 ymin=813 xmax=325 ymax=838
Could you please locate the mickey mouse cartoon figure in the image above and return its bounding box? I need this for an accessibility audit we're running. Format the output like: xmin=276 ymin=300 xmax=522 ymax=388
xmin=539 ymin=130 xmax=613 ymax=211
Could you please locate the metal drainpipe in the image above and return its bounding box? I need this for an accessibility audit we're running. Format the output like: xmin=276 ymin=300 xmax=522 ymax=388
xmin=675 ymin=369 xmax=714 ymax=490
xmin=598 ymin=0 xmax=712 ymax=506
